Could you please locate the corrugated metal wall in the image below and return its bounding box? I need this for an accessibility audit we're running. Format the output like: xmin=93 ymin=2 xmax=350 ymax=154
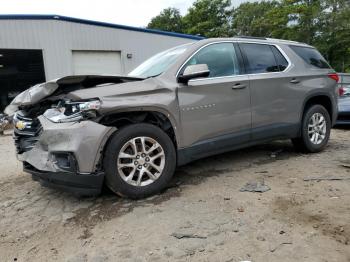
xmin=0 ymin=19 xmax=196 ymax=80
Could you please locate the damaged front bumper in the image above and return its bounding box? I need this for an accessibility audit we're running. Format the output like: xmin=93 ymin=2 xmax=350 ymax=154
xmin=14 ymin=113 xmax=115 ymax=195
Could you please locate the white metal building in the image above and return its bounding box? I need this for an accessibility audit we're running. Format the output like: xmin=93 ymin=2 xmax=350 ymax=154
xmin=0 ymin=14 xmax=202 ymax=110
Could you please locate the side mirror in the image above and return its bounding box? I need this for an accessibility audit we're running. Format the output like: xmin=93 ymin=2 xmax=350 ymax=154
xmin=178 ymin=64 xmax=210 ymax=83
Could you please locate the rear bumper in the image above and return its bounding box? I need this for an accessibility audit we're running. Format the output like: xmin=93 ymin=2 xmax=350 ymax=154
xmin=25 ymin=163 xmax=104 ymax=196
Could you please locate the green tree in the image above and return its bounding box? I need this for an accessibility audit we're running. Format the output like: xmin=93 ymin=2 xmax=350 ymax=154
xmin=315 ymin=0 xmax=350 ymax=71
xmin=262 ymin=0 xmax=322 ymax=43
xmin=255 ymin=0 xmax=349 ymax=71
xmin=182 ymin=0 xmax=232 ymax=37
xmin=232 ymin=1 xmax=279 ymax=37
xmin=147 ymin=8 xmax=184 ymax=33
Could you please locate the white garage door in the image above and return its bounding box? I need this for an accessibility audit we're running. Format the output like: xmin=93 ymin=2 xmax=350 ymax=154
xmin=72 ymin=51 xmax=122 ymax=75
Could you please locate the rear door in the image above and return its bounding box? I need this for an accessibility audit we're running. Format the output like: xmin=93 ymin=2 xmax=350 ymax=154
xmin=178 ymin=42 xmax=251 ymax=149
xmin=238 ymin=43 xmax=297 ymax=140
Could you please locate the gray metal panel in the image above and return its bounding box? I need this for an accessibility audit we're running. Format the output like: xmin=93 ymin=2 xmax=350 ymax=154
xmin=0 ymin=19 xmax=196 ymax=79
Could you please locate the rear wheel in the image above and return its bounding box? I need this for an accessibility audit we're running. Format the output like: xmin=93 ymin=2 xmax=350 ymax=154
xmin=292 ymin=104 xmax=331 ymax=153
xmin=103 ymin=123 xmax=176 ymax=199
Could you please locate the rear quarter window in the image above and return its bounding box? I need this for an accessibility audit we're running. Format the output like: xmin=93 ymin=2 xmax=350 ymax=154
xmin=290 ymin=45 xmax=331 ymax=69
xmin=271 ymin=46 xmax=289 ymax=71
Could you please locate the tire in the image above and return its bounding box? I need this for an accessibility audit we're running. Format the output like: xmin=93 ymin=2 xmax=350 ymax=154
xmin=103 ymin=123 xmax=176 ymax=199
xmin=292 ymin=104 xmax=331 ymax=153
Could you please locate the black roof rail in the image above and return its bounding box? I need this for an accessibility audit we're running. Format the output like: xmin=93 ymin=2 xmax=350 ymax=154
xmin=235 ymin=36 xmax=267 ymax=40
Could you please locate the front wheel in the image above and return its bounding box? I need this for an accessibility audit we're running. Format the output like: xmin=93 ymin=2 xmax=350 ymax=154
xmin=292 ymin=104 xmax=331 ymax=153
xmin=103 ymin=123 xmax=176 ymax=199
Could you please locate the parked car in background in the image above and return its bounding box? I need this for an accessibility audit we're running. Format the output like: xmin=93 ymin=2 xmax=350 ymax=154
xmin=0 ymin=113 xmax=12 ymax=135
xmin=5 ymin=37 xmax=339 ymax=199
xmin=337 ymin=73 xmax=350 ymax=125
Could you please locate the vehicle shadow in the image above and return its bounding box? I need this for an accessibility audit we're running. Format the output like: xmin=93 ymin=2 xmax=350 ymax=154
xmin=333 ymin=125 xmax=350 ymax=130
xmin=63 ymin=139 xmax=300 ymax=236
xmin=174 ymin=140 xmax=297 ymax=186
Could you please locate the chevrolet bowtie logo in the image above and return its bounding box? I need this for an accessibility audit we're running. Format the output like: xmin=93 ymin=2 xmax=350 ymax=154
xmin=15 ymin=121 xmax=26 ymax=130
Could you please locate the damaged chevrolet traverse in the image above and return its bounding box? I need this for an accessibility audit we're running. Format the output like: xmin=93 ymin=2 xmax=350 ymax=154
xmin=6 ymin=38 xmax=338 ymax=198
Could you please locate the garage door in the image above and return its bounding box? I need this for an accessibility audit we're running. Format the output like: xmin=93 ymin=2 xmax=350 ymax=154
xmin=72 ymin=51 xmax=122 ymax=75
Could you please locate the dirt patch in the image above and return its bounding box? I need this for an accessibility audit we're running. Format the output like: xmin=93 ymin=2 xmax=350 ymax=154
xmin=67 ymin=187 xmax=182 ymax=240
xmin=273 ymin=196 xmax=349 ymax=245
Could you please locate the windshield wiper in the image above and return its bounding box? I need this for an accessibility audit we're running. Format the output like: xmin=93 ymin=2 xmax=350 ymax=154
xmin=145 ymin=73 xmax=162 ymax=79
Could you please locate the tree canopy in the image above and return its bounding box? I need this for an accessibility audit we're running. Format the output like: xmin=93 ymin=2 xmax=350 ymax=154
xmin=147 ymin=0 xmax=350 ymax=72
xmin=147 ymin=7 xmax=184 ymax=33
xmin=182 ymin=0 xmax=232 ymax=37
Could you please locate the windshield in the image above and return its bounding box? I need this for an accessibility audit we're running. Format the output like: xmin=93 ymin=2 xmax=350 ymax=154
xmin=128 ymin=44 xmax=191 ymax=78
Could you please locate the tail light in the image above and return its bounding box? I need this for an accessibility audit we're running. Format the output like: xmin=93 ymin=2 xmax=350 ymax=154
xmin=328 ymin=73 xmax=339 ymax=83
xmin=339 ymin=87 xmax=345 ymax=96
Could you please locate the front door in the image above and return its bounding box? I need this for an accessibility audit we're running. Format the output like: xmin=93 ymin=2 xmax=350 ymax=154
xmin=178 ymin=42 xmax=251 ymax=152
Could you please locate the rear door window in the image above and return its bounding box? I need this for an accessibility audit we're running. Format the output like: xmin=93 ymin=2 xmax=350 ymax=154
xmin=240 ymin=43 xmax=280 ymax=73
xmin=290 ymin=45 xmax=330 ymax=69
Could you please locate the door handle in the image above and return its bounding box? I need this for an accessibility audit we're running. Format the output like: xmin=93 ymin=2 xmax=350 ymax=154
xmin=232 ymin=83 xmax=247 ymax=90
xmin=290 ymin=78 xmax=300 ymax=84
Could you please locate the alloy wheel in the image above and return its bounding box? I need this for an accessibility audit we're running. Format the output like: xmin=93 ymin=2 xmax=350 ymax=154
xmin=117 ymin=136 xmax=165 ymax=187
xmin=308 ymin=112 xmax=327 ymax=145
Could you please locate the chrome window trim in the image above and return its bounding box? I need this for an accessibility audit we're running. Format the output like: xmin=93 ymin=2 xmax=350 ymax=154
xmin=186 ymin=70 xmax=210 ymax=75
xmin=188 ymin=74 xmax=247 ymax=84
xmin=176 ymin=40 xmax=293 ymax=81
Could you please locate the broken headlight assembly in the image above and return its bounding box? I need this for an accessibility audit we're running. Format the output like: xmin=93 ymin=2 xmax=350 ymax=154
xmin=43 ymin=99 xmax=101 ymax=123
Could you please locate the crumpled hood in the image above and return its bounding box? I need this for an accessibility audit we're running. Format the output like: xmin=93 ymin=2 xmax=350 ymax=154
xmin=67 ymin=78 xmax=164 ymax=100
xmin=5 ymin=80 xmax=58 ymax=116
xmin=4 ymin=75 xmax=144 ymax=116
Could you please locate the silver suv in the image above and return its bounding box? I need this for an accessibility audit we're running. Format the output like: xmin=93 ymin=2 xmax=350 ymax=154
xmin=6 ymin=37 xmax=339 ymax=198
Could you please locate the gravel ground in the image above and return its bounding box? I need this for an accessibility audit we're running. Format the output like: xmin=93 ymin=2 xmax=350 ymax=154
xmin=0 ymin=128 xmax=349 ymax=262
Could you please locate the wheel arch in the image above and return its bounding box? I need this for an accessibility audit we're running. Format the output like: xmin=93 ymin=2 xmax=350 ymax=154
xmin=98 ymin=107 xmax=180 ymax=148
xmin=301 ymin=93 xmax=335 ymax=124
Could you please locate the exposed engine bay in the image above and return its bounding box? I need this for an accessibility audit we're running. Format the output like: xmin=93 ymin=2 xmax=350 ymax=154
xmin=6 ymin=74 xmax=144 ymax=118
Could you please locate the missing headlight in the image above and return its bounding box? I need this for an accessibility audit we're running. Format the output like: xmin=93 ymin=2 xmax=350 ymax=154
xmin=43 ymin=99 xmax=101 ymax=123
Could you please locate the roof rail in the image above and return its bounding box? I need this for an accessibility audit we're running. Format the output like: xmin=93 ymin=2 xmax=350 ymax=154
xmin=266 ymin=37 xmax=305 ymax=45
xmin=235 ymin=36 xmax=267 ymax=40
